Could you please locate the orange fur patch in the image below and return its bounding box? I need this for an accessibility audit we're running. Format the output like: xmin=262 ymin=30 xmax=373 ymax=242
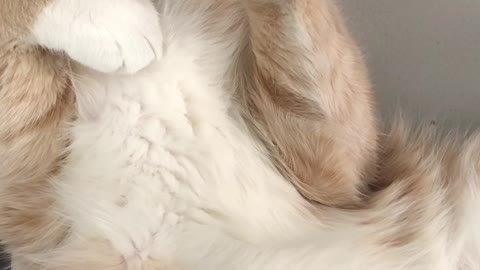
xmin=0 ymin=42 xmax=74 ymax=264
xmin=0 ymin=0 xmax=53 ymax=42
xmin=238 ymin=0 xmax=378 ymax=207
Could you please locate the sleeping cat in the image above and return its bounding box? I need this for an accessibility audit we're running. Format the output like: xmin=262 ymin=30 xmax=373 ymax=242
xmin=0 ymin=0 xmax=479 ymax=269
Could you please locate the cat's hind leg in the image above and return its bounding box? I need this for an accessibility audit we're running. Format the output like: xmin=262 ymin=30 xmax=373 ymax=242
xmin=241 ymin=0 xmax=378 ymax=207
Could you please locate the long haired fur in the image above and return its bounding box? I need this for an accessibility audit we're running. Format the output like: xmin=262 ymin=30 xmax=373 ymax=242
xmin=237 ymin=0 xmax=378 ymax=207
xmin=0 ymin=44 xmax=74 ymax=268
xmin=0 ymin=1 xmax=74 ymax=267
xmin=0 ymin=0 xmax=478 ymax=269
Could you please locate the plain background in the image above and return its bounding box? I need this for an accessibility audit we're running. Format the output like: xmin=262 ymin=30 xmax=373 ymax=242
xmin=337 ymin=0 xmax=480 ymax=129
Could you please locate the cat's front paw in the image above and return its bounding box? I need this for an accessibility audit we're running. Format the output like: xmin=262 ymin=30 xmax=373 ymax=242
xmin=31 ymin=0 xmax=162 ymax=74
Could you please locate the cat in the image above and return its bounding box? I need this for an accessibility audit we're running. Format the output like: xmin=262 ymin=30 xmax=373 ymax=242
xmin=0 ymin=0 xmax=479 ymax=269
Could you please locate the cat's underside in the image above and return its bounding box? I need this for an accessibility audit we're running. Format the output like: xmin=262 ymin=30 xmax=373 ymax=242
xmin=0 ymin=0 xmax=479 ymax=269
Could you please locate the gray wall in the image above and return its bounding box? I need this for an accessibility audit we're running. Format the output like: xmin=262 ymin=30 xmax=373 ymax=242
xmin=337 ymin=0 xmax=480 ymax=128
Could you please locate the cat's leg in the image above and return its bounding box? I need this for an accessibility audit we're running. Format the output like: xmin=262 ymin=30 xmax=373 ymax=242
xmin=31 ymin=0 xmax=163 ymax=74
xmin=242 ymin=0 xmax=378 ymax=207
xmin=0 ymin=45 xmax=73 ymax=270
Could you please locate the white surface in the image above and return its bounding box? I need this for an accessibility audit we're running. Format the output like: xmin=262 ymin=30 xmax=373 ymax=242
xmin=337 ymin=0 xmax=480 ymax=128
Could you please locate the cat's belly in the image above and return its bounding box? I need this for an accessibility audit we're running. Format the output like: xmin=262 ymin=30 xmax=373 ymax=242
xmin=58 ymin=47 xmax=312 ymax=267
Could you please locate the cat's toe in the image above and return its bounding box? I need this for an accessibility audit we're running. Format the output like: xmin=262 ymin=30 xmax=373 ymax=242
xmin=70 ymin=21 xmax=163 ymax=74
xmin=91 ymin=5 xmax=163 ymax=74
xmin=111 ymin=19 xmax=163 ymax=74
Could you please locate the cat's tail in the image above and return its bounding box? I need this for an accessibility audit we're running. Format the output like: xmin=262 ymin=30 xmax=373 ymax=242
xmin=363 ymin=116 xmax=480 ymax=269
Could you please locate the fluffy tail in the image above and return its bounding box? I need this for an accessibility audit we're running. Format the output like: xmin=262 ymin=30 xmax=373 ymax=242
xmin=363 ymin=117 xmax=480 ymax=268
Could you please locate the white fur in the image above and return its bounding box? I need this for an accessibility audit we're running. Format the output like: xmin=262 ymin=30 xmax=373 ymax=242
xmin=31 ymin=0 xmax=163 ymax=73
xmin=21 ymin=0 xmax=480 ymax=269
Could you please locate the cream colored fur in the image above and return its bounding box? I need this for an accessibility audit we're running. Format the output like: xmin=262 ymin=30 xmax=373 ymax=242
xmin=0 ymin=0 xmax=74 ymax=263
xmin=0 ymin=0 xmax=478 ymax=269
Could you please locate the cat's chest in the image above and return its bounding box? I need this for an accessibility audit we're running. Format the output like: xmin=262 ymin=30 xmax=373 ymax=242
xmin=66 ymin=47 xmax=233 ymax=215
